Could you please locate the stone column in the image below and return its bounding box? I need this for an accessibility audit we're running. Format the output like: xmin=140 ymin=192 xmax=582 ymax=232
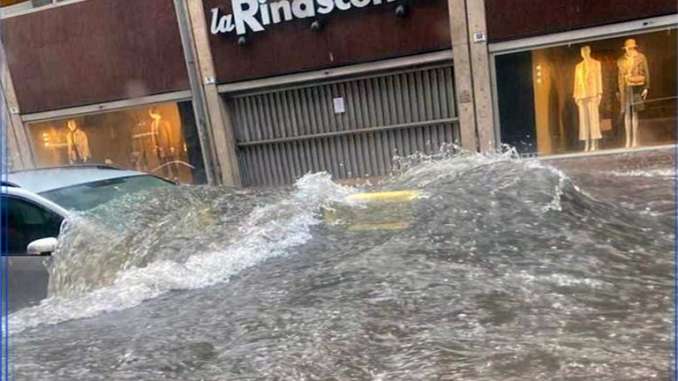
xmin=175 ymin=0 xmax=241 ymax=186
xmin=0 ymin=41 xmax=34 ymax=170
xmin=448 ymin=0 xmax=478 ymax=152
xmin=465 ymin=0 xmax=495 ymax=152
xmin=447 ymin=0 xmax=495 ymax=153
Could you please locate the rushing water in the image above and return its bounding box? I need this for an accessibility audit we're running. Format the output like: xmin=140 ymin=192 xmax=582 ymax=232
xmin=7 ymin=151 xmax=675 ymax=380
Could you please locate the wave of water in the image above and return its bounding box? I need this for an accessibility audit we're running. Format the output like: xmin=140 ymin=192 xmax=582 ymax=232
xmin=9 ymin=172 xmax=355 ymax=333
xmin=7 ymin=149 xmax=675 ymax=380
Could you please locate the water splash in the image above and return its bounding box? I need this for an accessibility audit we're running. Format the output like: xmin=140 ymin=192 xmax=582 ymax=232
xmin=604 ymin=169 xmax=676 ymax=178
xmin=9 ymin=173 xmax=354 ymax=333
xmin=7 ymin=149 xmax=674 ymax=381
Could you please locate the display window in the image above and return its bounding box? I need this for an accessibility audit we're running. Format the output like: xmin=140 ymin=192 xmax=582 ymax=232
xmin=1 ymin=0 xmax=62 ymax=17
xmin=496 ymin=28 xmax=677 ymax=156
xmin=0 ymin=0 xmax=28 ymax=7
xmin=27 ymin=101 xmax=207 ymax=184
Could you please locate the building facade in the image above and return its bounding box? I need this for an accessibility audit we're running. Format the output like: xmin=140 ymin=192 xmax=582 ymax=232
xmin=1 ymin=0 xmax=676 ymax=186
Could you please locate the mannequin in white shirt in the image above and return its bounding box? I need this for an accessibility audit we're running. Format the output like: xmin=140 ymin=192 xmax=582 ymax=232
xmin=573 ymin=46 xmax=603 ymax=152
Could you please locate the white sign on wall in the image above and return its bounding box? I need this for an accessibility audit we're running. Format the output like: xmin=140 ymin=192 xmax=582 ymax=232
xmin=333 ymin=97 xmax=345 ymax=114
xmin=210 ymin=0 xmax=398 ymax=36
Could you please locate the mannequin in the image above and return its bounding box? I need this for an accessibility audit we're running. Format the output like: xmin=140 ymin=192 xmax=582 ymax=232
xmin=617 ymin=38 xmax=650 ymax=148
xmin=66 ymin=119 xmax=91 ymax=164
xmin=573 ymin=45 xmax=603 ymax=152
xmin=148 ymin=108 xmax=177 ymax=179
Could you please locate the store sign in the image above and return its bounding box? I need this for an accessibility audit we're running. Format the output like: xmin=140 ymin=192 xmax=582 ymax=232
xmin=210 ymin=0 xmax=397 ymax=36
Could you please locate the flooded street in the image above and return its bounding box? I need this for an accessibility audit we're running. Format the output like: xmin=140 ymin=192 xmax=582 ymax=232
xmin=2 ymin=0 xmax=675 ymax=379
xmin=7 ymin=151 xmax=675 ymax=380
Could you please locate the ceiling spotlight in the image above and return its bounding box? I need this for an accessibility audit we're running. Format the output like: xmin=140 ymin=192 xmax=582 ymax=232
xmin=237 ymin=36 xmax=248 ymax=46
xmin=311 ymin=20 xmax=322 ymax=31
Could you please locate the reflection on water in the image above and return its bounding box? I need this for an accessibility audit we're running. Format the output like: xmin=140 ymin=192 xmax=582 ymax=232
xmin=8 ymin=150 xmax=675 ymax=380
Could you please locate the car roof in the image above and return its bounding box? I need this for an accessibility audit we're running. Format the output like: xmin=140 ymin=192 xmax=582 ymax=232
xmin=7 ymin=165 xmax=148 ymax=194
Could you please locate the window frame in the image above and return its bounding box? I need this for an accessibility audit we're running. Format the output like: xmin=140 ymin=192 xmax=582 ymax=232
xmin=0 ymin=0 xmax=89 ymax=19
xmin=1 ymin=194 xmax=64 ymax=256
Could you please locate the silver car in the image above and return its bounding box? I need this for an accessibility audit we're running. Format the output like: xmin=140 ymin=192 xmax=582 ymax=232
xmin=2 ymin=165 xmax=174 ymax=311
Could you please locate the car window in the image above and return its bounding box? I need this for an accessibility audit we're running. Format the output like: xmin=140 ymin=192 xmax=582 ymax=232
xmin=1 ymin=196 xmax=63 ymax=256
xmin=39 ymin=175 xmax=173 ymax=212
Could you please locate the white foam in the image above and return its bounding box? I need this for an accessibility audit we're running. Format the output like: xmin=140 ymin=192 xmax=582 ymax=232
xmin=604 ymin=169 xmax=676 ymax=178
xmin=514 ymin=271 xmax=607 ymax=289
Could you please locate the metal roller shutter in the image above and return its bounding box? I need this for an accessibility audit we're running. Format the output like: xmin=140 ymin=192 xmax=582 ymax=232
xmin=227 ymin=64 xmax=459 ymax=187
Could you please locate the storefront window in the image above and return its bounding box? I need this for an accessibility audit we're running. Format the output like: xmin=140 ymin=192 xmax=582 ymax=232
xmin=27 ymin=101 xmax=207 ymax=184
xmin=1 ymin=0 xmax=64 ymax=17
xmin=0 ymin=0 xmax=27 ymax=6
xmin=496 ymin=29 xmax=677 ymax=156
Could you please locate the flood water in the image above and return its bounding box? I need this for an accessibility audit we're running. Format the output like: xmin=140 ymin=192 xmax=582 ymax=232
xmin=7 ymin=150 xmax=676 ymax=380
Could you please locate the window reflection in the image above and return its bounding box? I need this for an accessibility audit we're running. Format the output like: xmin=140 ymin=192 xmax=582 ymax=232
xmin=27 ymin=102 xmax=207 ymax=184
xmin=497 ymin=29 xmax=677 ymax=156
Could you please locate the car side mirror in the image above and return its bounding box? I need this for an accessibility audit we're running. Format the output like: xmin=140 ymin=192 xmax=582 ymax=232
xmin=26 ymin=237 xmax=58 ymax=256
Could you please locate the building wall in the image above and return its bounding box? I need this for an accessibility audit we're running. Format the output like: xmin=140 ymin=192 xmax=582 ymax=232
xmin=485 ymin=0 xmax=677 ymax=42
xmin=3 ymin=0 xmax=674 ymax=179
xmin=2 ymin=0 xmax=190 ymax=114
xmin=203 ymin=0 xmax=451 ymax=84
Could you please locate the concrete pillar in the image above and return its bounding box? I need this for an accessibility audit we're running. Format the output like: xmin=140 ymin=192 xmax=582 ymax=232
xmin=0 ymin=41 xmax=34 ymax=170
xmin=465 ymin=0 xmax=495 ymax=152
xmin=447 ymin=0 xmax=495 ymax=152
xmin=175 ymin=0 xmax=241 ymax=186
xmin=448 ymin=0 xmax=478 ymax=152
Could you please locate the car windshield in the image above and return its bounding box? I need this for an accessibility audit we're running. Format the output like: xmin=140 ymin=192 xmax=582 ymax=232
xmin=39 ymin=175 xmax=173 ymax=212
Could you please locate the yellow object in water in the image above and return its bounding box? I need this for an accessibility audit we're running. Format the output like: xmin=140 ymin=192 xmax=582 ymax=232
xmin=345 ymin=190 xmax=421 ymax=203
xmin=324 ymin=190 xmax=421 ymax=231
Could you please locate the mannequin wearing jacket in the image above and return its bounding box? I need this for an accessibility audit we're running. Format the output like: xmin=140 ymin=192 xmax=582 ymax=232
xmin=66 ymin=119 xmax=91 ymax=164
xmin=148 ymin=108 xmax=178 ymax=179
xmin=617 ymin=38 xmax=650 ymax=148
xmin=573 ymin=46 xmax=603 ymax=152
